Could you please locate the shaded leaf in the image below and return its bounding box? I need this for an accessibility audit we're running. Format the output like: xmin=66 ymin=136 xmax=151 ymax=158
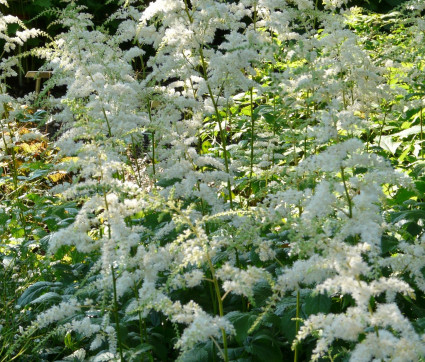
xmin=379 ymin=135 xmax=402 ymax=154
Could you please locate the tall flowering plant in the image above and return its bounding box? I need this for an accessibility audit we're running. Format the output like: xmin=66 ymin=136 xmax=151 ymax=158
xmin=5 ymin=0 xmax=425 ymax=361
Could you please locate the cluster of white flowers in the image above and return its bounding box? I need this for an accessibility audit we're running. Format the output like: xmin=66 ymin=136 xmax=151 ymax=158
xmin=36 ymin=298 xmax=81 ymax=329
xmin=0 ymin=14 xmax=41 ymax=53
xmin=9 ymin=0 xmax=425 ymax=360
xmin=0 ymin=5 xmax=42 ymax=88
xmin=298 ymin=303 xmax=425 ymax=361
xmin=174 ymin=307 xmax=235 ymax=352
xmin=381 ymin=235 xmax=425 ymax=293
xmin=217 ymin=263 xmax=269 ymax=298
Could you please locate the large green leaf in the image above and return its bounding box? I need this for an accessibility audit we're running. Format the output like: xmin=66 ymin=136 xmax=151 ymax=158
xmin=17 ymin=281 xmax=62 ymax=307
xmin=226 ymin=311 xmax=258 ymax=345
xmin=381 ymin=235 xmax=399 ymax=254
xmin=179 ymin=345 xmax=209 ymax=362
xmin=379 ymin=135 xmax=402 ymax=154
xmin=30 ymin=291 xmax=62 ymax=305
xmin=246 ymin=331 xmax=283 ymax=362
xmin=392 ymin=125 xmax=422 ymax=139
xmin=303 ymin=292 xmax=332 ymax=316
xmin=391 ymin=209 xmax=425 ymax=223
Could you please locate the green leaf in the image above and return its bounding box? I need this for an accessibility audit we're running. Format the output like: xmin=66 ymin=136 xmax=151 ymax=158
xmin=275 ymin=297 xmax=297 ymax=316
xmin=64 ymin=331 xmax=73 ymax=349
xmin=247 ymin=332 xmax=283 ymax=362
xmin=393 ymin=188 xmax=416 ymax=204
xmin=379 ymin=135 xmax=401 ymax=154
xmin=392 ymin=125 xmax=422 ymax=139
xmin=252 ymin=281 xmax=272 ymax=307
xmin=17 ymin=281 xmax=62 ymax=307
xmin=227 ymin=347 xmax=247 ymax=360
xmin=303 ymin=292 xmax=331 ymax=316
xmin=413 ymin=318 xmax=425 ymax=334
xmin=179 ymin=345 xmax=209 ymax=362
xmin=278 ymin=308 xmax=297 ymax=342
xmin=156 ymin=177 xmax=181 ymax=188
xmin=201 ymin=140 xmax=212 ymax=154
xmin=27 ymin=169 xmax=50 ymax=181
xmin=126 ymin=343 xmax=153 ymax=362
xmin=391 ymin=209 xmax=425 ymax=223
xmin=31 ymin=0 xmax=52 ymax=9
xmin=30 ymin=291 xmax=62 ymax=305
xmin=381 ymin=235 xmax=399 ymax=254
xmin=406 ymin=222 xmax=422 ymax=236
xmin=405 ymin=92 xmax=425 ymax=101
xmin=415 ymin=180 xmax=425 ymax=193
xmin=226 ymin=312 xmax=258 ymax=345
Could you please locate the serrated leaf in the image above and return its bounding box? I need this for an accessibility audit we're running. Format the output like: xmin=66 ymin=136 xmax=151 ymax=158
xmin=303 ymin=292 xmax=331 ymax=316
xmin=411 ymin=161 xmax=425 ymax=178
xmin=413 ymin=318 xmax=425 ymax=334
xmin=391 ymin=209 xmax=425 ymax=223
xmin=253 ymin=281 xmax=272 ymax=307
xmin=226 ymin=311 xmax=258 ymax=345
xmin=30 ymin=292 xmax=62 ymax=305
xmin=394 ymin=188 xmax=416 ymax=203
xmin=27 ymin=169 xmax=50 ymax=181
xmin=405 ymin=92 xmax=425 ymax=101
xmin=278 ymin=307 xmax=297 ymax=342
xmin=17 ymin=281 xmax=62 ymax=307
xmin=211 ymin=251 xmax=228 ymax=265
xmin=227 ymin=347 xmax=246 ymax=360
xmin=248 ymin=332 xmax=283 ymax=362
xmin=392 ymin=125 xmax=422 ymax=139
xmin=126 ymin=343 xmax=153 ymax=362
xmin=179 ymin=345 xmax=209 ymax=362
xmin=379 ymin=135 xmax=401 ymax=154
xmin=381 ymin=235 xmax=399 ymax=254
xmin=156 ymin=177 xmax=181 ymax=188
xmin=275 ymin=297 xmax=297 ymax=316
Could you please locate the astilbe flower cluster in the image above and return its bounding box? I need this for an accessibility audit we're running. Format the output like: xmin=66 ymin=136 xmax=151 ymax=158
xmin=0 ymin=0 xmax=44 ymax=118
xmin=5 ymin=0 xmax=425 ymax=360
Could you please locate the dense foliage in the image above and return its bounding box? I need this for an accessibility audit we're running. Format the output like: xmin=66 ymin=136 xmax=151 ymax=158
xmin=1 ymin=0 xmax=425 ymax=361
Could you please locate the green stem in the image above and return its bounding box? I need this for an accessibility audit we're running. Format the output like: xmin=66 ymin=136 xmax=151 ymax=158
xmin=9 ymin=139 xmax=18 ymax=192
xmin=340 ymin=166 xmax=352 ymax=218
xmin=101 ymin=108 xmax=113 ymax=138
xmin=2 ymin=122 xmax=18 ymax=192
xmin=152 ymin=132 xmax=156 ymax=178
xmin=133 ymin=285 xmax=145 ymax=345
xmin=248 ymin=87 xmax=255 ymax=201
xmin=420 ymin=105 xmax=423 ymax=160
xmin=103 ymin=189 xmax=112 ymax=239
xmin=314 ymin=0 xmax=320 ymax=29
xmin=253 ymin=2 xmax=257 ymax=30
xmin=368 ymin=300 xmax=380 ymax=337
xmin=183 ymin=0 xmax=193 ymax=22
xmin=272 ymin=97 xmax=276 ymax=168
xmin=169 ymin=204 xmax=228 ymax=360
xmin=294 ymin=289 xmax=300 ymax=362
xmin=147 ymin=102 xmax=156 ymax=178
xmin=206 ymin=253 xmax=229 ymax=362
xmin=129 ymin=135 xmax=142 ymax=187
xmin=377 ymin=107 xmax=388 ymax=148
xmin=111 ymin=265 xmax=125 ymax=362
